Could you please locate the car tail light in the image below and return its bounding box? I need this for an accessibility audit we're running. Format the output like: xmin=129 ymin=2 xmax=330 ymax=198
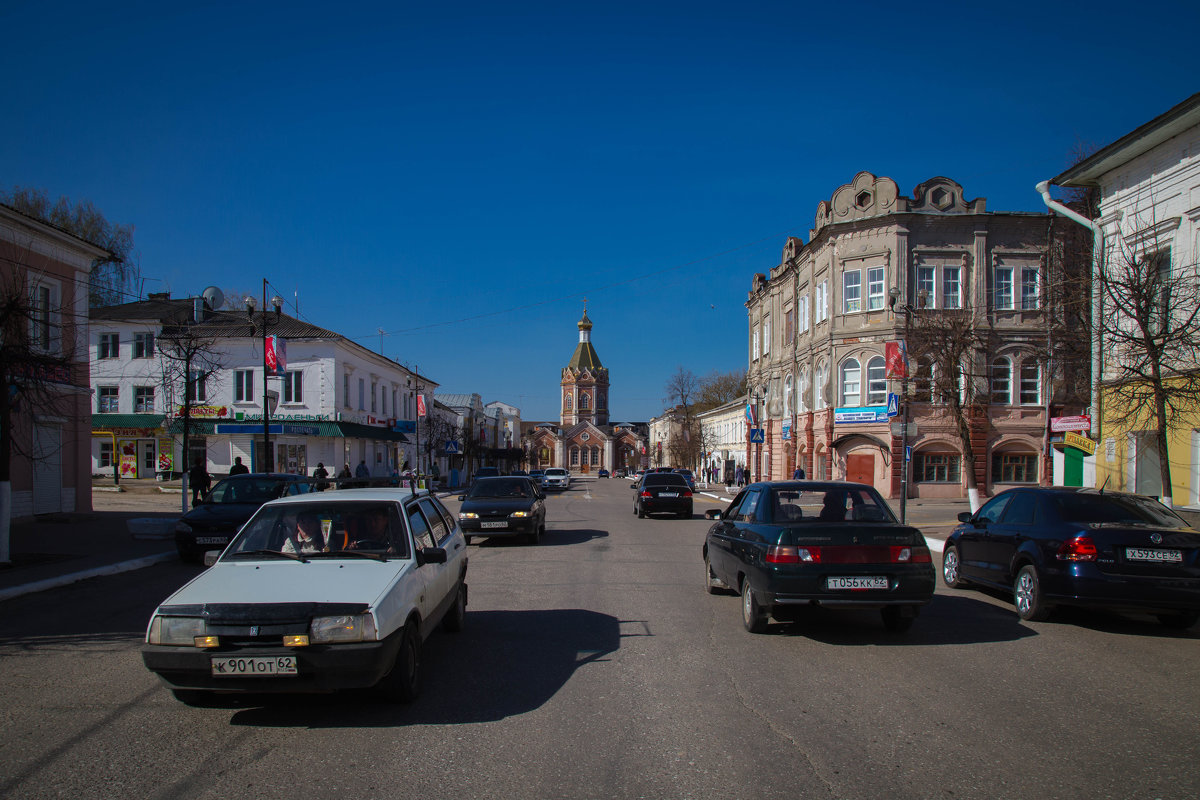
xmin=1057 ymin=535 xmax=1098 ymax=562
xmin=640 ymin=490 xmax=652 ymax=498
xmin=683 ymin=491 xmax=692 ymax=498
xmin=767 ymin=545 xmax=819 ymax=563
xmin=891 ymin=545 xmax=932 ymax=563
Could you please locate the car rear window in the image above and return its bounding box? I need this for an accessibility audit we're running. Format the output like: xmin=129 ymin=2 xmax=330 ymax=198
xmin=208 ymin=477 xmax=290 ymax=505
xmin=770 ymin=486 xmax=894 ymax=523
xmin=643 ymin=474 xmax=687 ymax=487
xmin=1053 ymin=494 xmax=1186 ymax=527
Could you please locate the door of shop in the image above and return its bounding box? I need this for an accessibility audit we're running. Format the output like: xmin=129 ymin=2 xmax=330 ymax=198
xmin=139 ymin=440 xmax=156 ymax=478
xmin=846 ymin=453 xmax=875 ymax=485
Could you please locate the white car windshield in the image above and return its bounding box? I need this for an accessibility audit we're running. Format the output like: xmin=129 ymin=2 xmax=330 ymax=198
xmin=224 ymin=501 xmax=410 ymax=559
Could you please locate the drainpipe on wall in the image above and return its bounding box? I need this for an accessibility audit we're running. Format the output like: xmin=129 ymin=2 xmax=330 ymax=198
xmin=1035 ymin=181 xmax=1104 ymax=446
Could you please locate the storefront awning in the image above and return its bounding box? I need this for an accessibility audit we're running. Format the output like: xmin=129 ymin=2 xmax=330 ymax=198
xmin=92 ymin=414 xmax=167 ymax=433
xmin=164 ymin=418 xmax=409 ymax=443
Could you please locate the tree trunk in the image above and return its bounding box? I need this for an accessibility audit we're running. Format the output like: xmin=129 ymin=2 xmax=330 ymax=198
xmin=1154 ymin=388 xmax=1173 ymax=506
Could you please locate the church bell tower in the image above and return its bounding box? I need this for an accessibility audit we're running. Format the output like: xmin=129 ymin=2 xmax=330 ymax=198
xmin=561 ymin=305 xmax=609 ymax=427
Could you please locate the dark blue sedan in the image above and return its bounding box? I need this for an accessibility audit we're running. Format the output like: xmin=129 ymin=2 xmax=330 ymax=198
xmin=943 ymin=487 xmax=1200 ymax=628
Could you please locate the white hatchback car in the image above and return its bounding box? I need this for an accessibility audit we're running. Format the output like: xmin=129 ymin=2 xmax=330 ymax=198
xmin=142 ymin=488 xmax=467 ymax=705
xmin=541 ymin=467 xmax=570 ymax=491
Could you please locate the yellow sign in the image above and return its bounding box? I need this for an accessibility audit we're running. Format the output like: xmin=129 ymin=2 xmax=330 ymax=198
xmin=1063 ymin=432 xmax=1096 ymax=455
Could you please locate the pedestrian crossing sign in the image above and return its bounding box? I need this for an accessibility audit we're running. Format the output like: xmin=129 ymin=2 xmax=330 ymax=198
xmin=886 ymin=393 xmax=900 ymax=418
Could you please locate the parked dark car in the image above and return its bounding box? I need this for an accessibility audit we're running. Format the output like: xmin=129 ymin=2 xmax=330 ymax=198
xmin=703 ymin=481 xmax=935 ymax=633
xmin=632 ymin=472 xmax=693 ymax=519
xmin=458 ymin=476 xmax=547 ymax=545
xmin=174 ymin=473 xmax=313 ymax=562
xmin=674 ymin=469 xmax=697 ymax=492
xmin=943 ymin=487 xmax=1200 ymax=628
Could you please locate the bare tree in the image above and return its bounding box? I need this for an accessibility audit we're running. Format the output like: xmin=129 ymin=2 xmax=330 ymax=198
xmin=697 ymin=369 xmax=747 ymax=410
xmin=1098 ymin=225 xmax=1200 ymax=506
xmin=157 ymin=322 xmax=225 ymax=511
xmin=906 ymin=308 xmax=989 ymax=511
xmin=1 ymin=187 xmax=137 ymax=307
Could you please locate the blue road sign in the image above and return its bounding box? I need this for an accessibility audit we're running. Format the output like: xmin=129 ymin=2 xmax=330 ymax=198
xmin=905 ymin=445 xmax=912 ymax=463
xmin=445 ymin=440 xmax=461 ymax=454
xmin=887 ymin=393 xmax=900 ymax=418
xmin=749 ymin=428 xmax=765 ymax=443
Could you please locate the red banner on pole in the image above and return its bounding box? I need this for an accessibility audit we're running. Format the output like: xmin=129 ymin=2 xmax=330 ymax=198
xmin=417 ymin=394 xmax=427 ymax=418
xmin=885 ymin=340 xmax=907 ymax=379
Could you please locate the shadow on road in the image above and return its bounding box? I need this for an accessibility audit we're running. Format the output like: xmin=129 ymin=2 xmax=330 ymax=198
xmin=744 ymin=593 xmax=1039 ymax=646
xmin=224 ymin=608 xmax=624 ymax=727
xmin=471 ymin=528 xmax=609 ymax=547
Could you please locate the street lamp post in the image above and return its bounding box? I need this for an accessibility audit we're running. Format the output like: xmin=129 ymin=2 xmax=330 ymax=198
xmin=246 ymin=282 xmax=283 ymax=473
xmin=890 ymin=286 xmax=926 ymax=525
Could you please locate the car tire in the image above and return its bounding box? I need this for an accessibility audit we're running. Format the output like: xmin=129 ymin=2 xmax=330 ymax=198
xmin=464 ymin=535 xmax=474 ymax=546
xmin=377 ymin=623 xmax=421 ymax=703
xmin=942 ymin=545 xmax=968 ymax=589
xmin=1156 ymin=611 xmax=1199 ymax=630
xmin=637 ymin=504 xmax=646 ymax=519
xmin=881 ymin=605 xmax=915 ymax=632
xmin=442 ymin=582 xmax=467 ymax=633
xmin=741 ymin=576 xmax=768 ymax=633
xmin=1014 ymin=564 xmax=1052 ymax=621
xmin=704 ymin=553 xmax=727 ymax=595
xmin=526 ymin=526 xmax=541 ymax=545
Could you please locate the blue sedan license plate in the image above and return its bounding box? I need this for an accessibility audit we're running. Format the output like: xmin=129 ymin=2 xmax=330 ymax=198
xmin=1126 ymin=547 xmax=1182 ymax=563
xmin=211 ymin=656 xmax=297 ymax=677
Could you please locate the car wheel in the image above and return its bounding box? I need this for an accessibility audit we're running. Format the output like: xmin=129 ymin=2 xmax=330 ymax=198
xmin=377 ymin=623 xmax=421 ymax=703
xmin=1014 ymin=565 xmax=1052 ymax=621
xmin=741 ymin=576 xmax=768 ymax=633
xmin=463 ymin=535 xmax=473 ymax=546
xmin=942 ymin=545 xmax=968 ymax=589
xmin=881 ymin=605 xmax=915 ymax=632
xmin=704 ymin=553 xmax=727 ymax=595
xmin=637 ymin=504 xmax=646 ymax=519
xmin=442 ymin=583 xmax=467 ymax=633
xmin=1156 ymin=611 xmax=1199 ymax=630
xmin=526 ymin=526 xmax=541 ymax=545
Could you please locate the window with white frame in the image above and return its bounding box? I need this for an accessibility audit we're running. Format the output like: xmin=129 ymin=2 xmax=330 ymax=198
xmin=917 ymin=267 xmax=935 ymax=306
xmin=98 ymin=386 xmax=119 ymax=413
xmin=843 ymin=270 xmax=862 ymax=313
xmin=98 ymin=332 xmax=119 ymax=359
xmin=752 ymin=326 xmax=760 ymax=360
xmin=815 ymin=281 xmax=828 ymax=323
xmin=234 ymin=370 xmax=254 ymax=402
xmin=134 ymin=386 xmax=155 ymax=412
xmin=763 ymin=315 xmax=771 ymax=355
xmin=784 ymin=374 xmax=793 ymax=416
xmin=99 ymin=440 xmax=114 ymax=468
xmin=799 ymin=368 xmax=810 ymax=413
xmin=866 ymin=356 xmax=886 ymax=405
xmin=991 ymin=357 xmax=1012 ymax=404
xmin=283 ymin=371 xmax=303 ymax=404
xmin=815 ymin=363 xmax=827 ymax=410
xmin=1019 ymin=361 xmax=1040 ymax=405
xmin=371 ymin=381 xmax=378 ymax=412
xmin=133 ymin=332 xmax=155 ymax=358
xmin=994 ymin=266 xmax=1014 ymax=309
xmin=30 ymin=280 xmax=60 ymax=353
xmin=1021 ymin=268 xmax=1040 ymax=310
xmin=840 ymin=358 xmax=861 ymax=407
xmin=799 ymin=295 xmax=810 ymax=332
xmin=867 ymin=267 xmax=885 ymax=310
xmin=993 ymin=452 xmax=1038 ymax=483
xmin=942 ymin=266 xmax=962 ymax=309
xmin=187 ymin=370 xmax=208 ymax=403
xmin=784 ymin=309 xmax=794 ymax=344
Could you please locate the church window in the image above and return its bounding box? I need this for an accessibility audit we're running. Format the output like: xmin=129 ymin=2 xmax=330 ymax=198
xmin=591 ymin=448 xmax=600 ymax=465
xmin=598 ymin=392 xmax=606 ymax=408
xmin=565 ymin=394 xmax=573 ymax=411
xmin=570 ymin=448 xmax=580 ymax=465
xmin=581 ymin=393 xmax=590 ymax=410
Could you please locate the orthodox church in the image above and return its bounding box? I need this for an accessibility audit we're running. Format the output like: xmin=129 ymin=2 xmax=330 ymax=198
xmin=525 ymin=308 xmax=646 ymax=473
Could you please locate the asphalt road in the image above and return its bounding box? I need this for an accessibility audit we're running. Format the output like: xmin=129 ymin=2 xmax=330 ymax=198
xmin=1 ymin=479 xmax=1197 ymax=799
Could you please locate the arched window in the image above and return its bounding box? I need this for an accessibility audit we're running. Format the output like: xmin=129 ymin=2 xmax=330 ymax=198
xmin=597 ymin=392 xmax=606 ymax=409
xmin=866 ymin=356 xmax=886 ymax=406
xmin=570 ymin=448 xmax=580 ymax=465
xmin=992 ymin=449 xmax=1038 ymax=483
xmin=1019 ymin=361 xmax=1041 ymax=405
xmin=784 ymin=374 xmax=793 ymax=416
xmin=841 ymin=358 xmax=861 ymax=407
xmin=799 ymin=367 xmax=810 ymax=413
xmin=565 ymin=394 xmax=573 ymax=411
xmin=580 ymin=393 xmax=590 ymax=410
xmin=991 ymin=357 xmax=1012 ymax=404
xmin=815 ymin=363 xmax=827 ymax=410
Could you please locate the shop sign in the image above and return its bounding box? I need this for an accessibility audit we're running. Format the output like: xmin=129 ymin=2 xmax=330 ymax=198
xmin=337 ymin=411 xmax=385 ymax=426
xmin=119 ymin=439 xmax=138 ymax=476
xmin=237 ymin=412 xmax=331 ymax=422
xmin=1050 ymin=415 xmax=1091 ymax=432
xmin=174 ymin=405 xmax=229 ymax=419
xmin=157 ymin=438 xmax=174 ymax=472
xmin=781 ymin=419 xmax=792 ymax=440
xmin=1063 ymin=432 xmax=1096 ymax=455
xmin=834 ymin=406 xmax=889 ymax=424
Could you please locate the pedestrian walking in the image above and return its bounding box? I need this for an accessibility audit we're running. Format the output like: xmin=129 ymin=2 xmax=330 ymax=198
xmin=228 ymin=456 xmax=249 ymax=475
xmin=188 ymin=458 xmax=211 ymax=508
xmin=735 ymin=465 xmax=744 ymax=487
xmin=313 ymin=462 xmax=329 ymax=491
xmin=355 ymin=459 xmax=370 ymax=487
xmin=792 ymin=465 xmax=805 ymax=480
xmin=337 ymin=463 xmax=352 ymax=489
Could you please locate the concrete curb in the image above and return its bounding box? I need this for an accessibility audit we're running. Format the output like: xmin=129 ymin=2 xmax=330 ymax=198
xmin=0 ymin=552 xmax=177 ymax=603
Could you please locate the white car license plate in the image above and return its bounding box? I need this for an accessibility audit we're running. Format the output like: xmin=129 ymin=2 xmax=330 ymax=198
xmin=826 ymin=576 xmax=889 ymax=590
xmin=481 ymin=521 xmax=508 ymax=529
xmin=195 ymin=537 xmax=228 ymax=545
xmin=211 ymin=656 xmax=297 ymax=677
xmin=1126 ymin=547 xmax=1182 ymax=563
xmin=659 ymin=492 xmax=679 ymax=498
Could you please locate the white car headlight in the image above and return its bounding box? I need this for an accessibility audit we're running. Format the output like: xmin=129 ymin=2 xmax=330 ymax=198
xmin=510 ymin=510 xmax=531 ymax=518
xmin=310 ymin=614 xmax=378 ymax=643
xmin=147 ymin=615 xmax=206 ymax=646
xmin=459 ymin=512 xmax=479 ymax=520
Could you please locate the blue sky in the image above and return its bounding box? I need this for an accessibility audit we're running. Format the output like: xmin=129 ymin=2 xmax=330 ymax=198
xmin=3 ymin=1 xmax=1196 ymax=421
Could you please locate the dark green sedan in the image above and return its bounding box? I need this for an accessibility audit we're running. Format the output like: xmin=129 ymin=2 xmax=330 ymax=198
xmin=703 ymin=481 xmax=935 ymax=633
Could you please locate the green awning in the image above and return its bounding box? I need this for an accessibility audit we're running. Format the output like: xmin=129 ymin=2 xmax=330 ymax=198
xmin=163 ymin=418 xmax=408 ymax=443
xmin=92 ymin=414 xmax=167 ymax=433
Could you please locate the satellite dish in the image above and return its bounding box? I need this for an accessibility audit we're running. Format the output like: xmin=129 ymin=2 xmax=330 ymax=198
xmin=202 ymin=286 xmax=225 ymax=309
